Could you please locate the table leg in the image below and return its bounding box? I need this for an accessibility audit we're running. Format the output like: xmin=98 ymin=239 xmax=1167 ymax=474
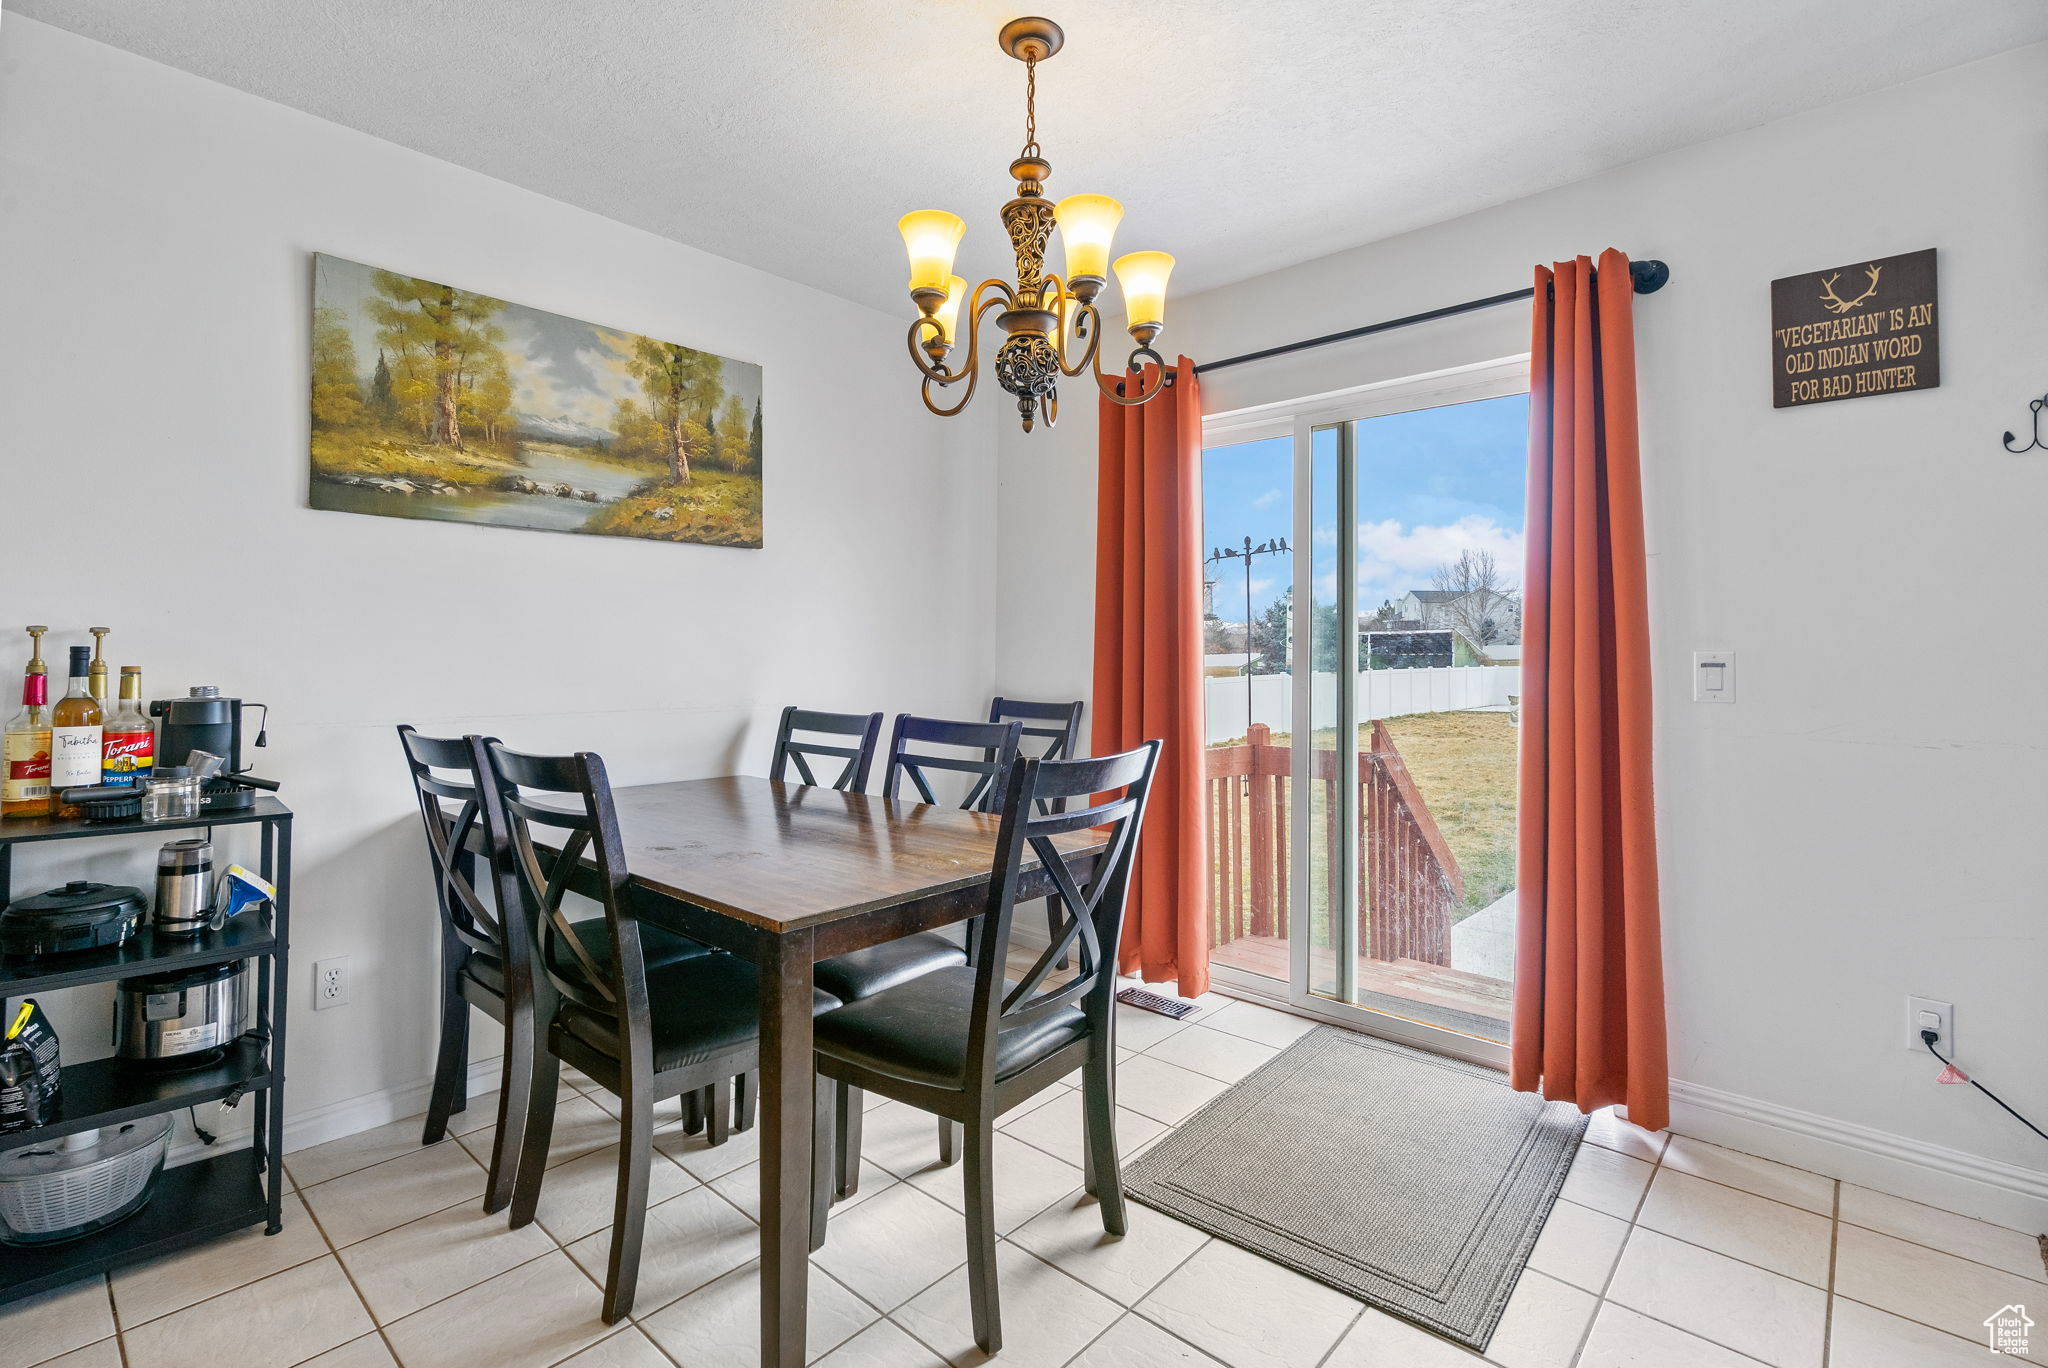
xmin=757 ymin=927 xmax=815 ymax=1368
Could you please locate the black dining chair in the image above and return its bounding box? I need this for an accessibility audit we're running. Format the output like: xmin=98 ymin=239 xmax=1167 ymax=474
xmin=967 ymin=698 xmax=1085 ymax=967
xmin=812 ymin=740 xmax=1160 ymax=1355
xmin=769 ymin=706 xmax=883 ymax=791
xmin=778 ymin=711 xmax=1019 ymax=1197
xmin=397 ymin=726 xmax=715 ymax=1213
xmin=471 ymin=739 xmax=842 ymax=1323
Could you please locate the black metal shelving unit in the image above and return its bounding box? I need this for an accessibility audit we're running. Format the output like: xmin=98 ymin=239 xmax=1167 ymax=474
xmin=0 ymin=797 xmax=290 ymax=1302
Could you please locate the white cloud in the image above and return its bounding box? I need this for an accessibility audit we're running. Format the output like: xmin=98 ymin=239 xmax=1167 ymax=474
xmin=1251 ymin=488 xmax=1285 ymax=509
xmin=1355 ymin=515 xmax=1524 ymax=607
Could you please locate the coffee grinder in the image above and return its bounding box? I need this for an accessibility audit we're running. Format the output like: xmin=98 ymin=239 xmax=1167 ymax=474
xmin=149 ymin=687 xmax=277 ymax=811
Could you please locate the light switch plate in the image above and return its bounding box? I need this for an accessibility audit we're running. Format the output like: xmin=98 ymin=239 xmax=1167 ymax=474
xmin=1693 ymin=651 xmax=1736 ymax=703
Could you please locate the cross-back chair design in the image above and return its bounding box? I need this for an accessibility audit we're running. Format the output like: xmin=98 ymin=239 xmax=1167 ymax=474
xmin=967 ymin=698 xmax=1086 ymax=965
xmin=769 ymin=706 xmax=884 ymax=792
xmin=811 ymin=739 xmax=1161 ymax=1355
xmin=883 ymin=714 xmax=1024 ymax=813
xmin=963 ymin=698 xmax=1084 ymax=811
xmin=398 ymin=725 xmax=532 ymax=1215
xmin=472 ymin=740 xmax=838 ymax=1324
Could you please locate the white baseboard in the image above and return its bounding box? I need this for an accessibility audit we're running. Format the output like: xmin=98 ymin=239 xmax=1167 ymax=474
xmin=169 ymin=1056 xmax=507 ymax=1168
xmin=177 ymin=1000 xmax=2048 ymax=1236
xmin=1667 ymin=1078 xmax=2048 ymax=1231
xmin=278 ymin=1056 xmax=507 ymax=1156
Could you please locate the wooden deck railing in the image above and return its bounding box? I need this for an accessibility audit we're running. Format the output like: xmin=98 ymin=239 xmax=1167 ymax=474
xmin=1204 ymin=722 xmax=1462 ymax=967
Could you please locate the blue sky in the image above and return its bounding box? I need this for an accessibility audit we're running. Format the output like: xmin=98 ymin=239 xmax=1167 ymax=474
xmin=1202 ymin=393 xmax=1530 ymax=619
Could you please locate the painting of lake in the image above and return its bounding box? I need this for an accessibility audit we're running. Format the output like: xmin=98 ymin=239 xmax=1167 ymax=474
xmin=309 ymin=253 xmax=763 ymax=547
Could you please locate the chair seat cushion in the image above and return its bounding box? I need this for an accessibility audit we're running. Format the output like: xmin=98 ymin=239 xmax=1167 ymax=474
xmin=554 ymin=953 xmax=841 ymax=1075
xmin=814 ymin=932 xmax=968 ymax=1002
xmin=462 ymin=917 xmax=712 ymax=998
xmin=813 ymin=965 xmax=1088 ymax=1090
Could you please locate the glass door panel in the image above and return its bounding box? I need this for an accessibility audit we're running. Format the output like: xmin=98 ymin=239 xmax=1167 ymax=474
xmin=1272 ymin=393 xmax=1526 ymax=1049
xmin=1198 ymin=435 xmax=1295 ymax=985
xmin=1304 ymin=423 xmax=1349 ymax=1002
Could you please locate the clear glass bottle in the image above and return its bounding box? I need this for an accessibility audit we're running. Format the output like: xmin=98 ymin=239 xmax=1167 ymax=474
xmin=49 ymin=646 xmax=103 ymax=819
xmin=2 ymin=666 xmax=52 ymax=820
xmin=101 ymin=666 xmax=154 ymax=789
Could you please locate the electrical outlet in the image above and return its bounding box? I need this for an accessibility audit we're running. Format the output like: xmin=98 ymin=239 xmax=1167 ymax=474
xmin=1907 ymin=995 xmax=1952 ymax=1052
xmin=314 ymin=956 xmax=350 ymax=1011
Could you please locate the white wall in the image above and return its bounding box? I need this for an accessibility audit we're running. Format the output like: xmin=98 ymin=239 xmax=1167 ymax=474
xmin=0 ymin=19 xmax=1000 ymax=1149
xmin=997 ymin=42 xmax=2048 ymax=1223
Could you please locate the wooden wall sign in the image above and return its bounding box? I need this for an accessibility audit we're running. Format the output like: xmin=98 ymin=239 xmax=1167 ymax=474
xmin=1771 ymin=248 xmax=1938 ymax=408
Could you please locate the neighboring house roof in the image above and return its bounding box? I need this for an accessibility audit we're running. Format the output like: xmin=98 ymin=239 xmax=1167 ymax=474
xmin=1406 ymin=589 xmax=1462 ymax=603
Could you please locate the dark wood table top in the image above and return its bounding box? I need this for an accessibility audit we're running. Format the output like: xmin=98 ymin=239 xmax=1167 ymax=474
xmin=603 ymin=775 xmax=1096 ymax=933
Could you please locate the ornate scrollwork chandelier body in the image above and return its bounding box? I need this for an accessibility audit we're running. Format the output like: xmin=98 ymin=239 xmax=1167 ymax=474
xmin=899 ymin=17 xmax=1176 ymax=432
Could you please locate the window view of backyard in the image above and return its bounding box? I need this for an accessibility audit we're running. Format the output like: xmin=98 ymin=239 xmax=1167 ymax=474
xmin=1201 ymin=393 xmax=1529 ymax=1043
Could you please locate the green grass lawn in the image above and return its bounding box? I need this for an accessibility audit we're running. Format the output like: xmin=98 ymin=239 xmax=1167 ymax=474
xmin=1378 ymin=711 xmax=1518 ymax=915
xmin=1207 ymin=709 xmax=1518 ymax=948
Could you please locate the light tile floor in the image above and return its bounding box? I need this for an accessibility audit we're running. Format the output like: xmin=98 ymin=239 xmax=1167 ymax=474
xmin=5 ymin=992 xmax=2044 ymax=1368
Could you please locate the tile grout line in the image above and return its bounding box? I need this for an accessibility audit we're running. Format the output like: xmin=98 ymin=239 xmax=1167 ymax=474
xmin=289 ymin=1161 xmax=409 ymax=1368
xmin=1594 ymin=1135 xmax=1876 ymax=1368
xmin=1309 ymin=1306 xmax=1370 ymax=1368
xmin=1821 ymin=1179 xmax=1840 ymax=1368
xmin=1563 ymin=1122 xmax=1668 ymax=1368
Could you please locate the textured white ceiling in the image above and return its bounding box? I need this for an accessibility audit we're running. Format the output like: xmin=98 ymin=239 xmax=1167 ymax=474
xmin=11 ymin=0 xmax=2047 ymax=314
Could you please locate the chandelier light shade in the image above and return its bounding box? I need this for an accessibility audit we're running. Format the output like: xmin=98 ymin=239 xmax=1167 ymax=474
xmin=1113 ymin=251 xmax=1175 ymax=330
xmin=1053 ymin=194 xmax=1124 ymax=284
xmin=932 ymin=274 xmax=968 ymax=345
xmin=898 ymin=211 xmax=967 ymax=294
xmin=899 ymin=16 xmax=1179 ymax=432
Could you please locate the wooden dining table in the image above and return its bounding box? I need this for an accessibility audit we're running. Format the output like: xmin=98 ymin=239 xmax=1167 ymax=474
xmin=563 ymin=774 xmax=1100 ymax=1368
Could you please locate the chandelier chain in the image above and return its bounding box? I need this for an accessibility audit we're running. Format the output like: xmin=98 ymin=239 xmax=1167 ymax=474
xmin=1021 ymin=54 xmax=1040 ymax=159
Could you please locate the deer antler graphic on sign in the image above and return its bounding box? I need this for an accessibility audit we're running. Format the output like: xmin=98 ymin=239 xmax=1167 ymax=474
xmin=1818 ymin=265 xmax=1882 ymax=314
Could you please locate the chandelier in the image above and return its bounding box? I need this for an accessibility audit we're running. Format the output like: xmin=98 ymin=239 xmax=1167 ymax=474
xmin=898 ymin=16 xmax=1176 ymax=432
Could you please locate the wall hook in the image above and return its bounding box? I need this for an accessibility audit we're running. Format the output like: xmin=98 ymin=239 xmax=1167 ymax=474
xmin=2003 ymin=395 xmax=2048 ymax=453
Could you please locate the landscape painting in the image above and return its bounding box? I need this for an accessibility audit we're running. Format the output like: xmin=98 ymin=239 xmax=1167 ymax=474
xmin=309 ymin=253 xmax=763 ymax=547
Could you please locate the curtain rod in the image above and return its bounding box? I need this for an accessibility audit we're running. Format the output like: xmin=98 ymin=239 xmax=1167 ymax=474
xmin=1193 ymin=259 xmax=1671 ymax=376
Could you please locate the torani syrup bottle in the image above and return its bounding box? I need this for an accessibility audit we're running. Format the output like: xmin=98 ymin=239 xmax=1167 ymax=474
xmin=102 ymin=666 xmax=153 ymax=788
xmin=2 ymin=627 xmax=53 ymax=819
xmin=49 ymin=645 xmax=104 ymax=818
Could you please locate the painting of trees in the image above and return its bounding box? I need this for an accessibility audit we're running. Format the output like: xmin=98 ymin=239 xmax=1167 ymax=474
xmin=367 ymin=270 xmax=507 ymax=449
xmin=628 ymin=337 xmax=724 ymax=483
xmin=310 ymin=306 xmax=365 ymax=429
xmin=716 ymin=394 xmax=751 ymax=471
xmin=311 ymin=253 xmax=763 ymax=548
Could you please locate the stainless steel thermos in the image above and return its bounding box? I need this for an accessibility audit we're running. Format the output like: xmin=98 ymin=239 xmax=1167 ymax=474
xmin=153 ymin=839 xmax=212 ymax=937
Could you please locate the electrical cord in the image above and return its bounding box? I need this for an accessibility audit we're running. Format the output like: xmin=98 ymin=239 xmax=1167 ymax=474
xmin=1922 ymin=1030 xmax=2048 ymax=1144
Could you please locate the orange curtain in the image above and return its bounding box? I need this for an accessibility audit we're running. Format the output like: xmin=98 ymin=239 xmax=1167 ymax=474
xmin=1511 ymin=251 xmax=1668 ymax=1130
xmin=1093 ymin=359 xmax=1210 ymax=996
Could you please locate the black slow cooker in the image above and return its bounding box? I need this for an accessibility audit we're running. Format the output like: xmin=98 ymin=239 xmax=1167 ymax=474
xmin=0 ymin=882 xmax=146 ymax=959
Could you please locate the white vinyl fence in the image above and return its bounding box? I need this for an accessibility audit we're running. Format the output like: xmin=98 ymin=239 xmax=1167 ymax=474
xmin=1203 ymin=666 xmax=1519 ymax=744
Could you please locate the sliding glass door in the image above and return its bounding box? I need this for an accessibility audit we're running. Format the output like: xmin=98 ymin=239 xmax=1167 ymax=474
xmin=1203 ymin=361 xmax=1527 ymax=1063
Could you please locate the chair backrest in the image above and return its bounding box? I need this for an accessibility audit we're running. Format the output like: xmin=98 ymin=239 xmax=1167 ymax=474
xmin=883 ymin=715 xmax=1023 ymax=813
xmin=471 ymin=740 xmax=652 ymax=1045
xmin=963 ymin=740 xmax=1162 ymax=1086
xmin=770 ymin=706 xmax=884 ymax=792
xmin=965 ymin=698 xmax=1084 ymax=814
xmin=397 ymin=725 xmax=517 ymax=971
